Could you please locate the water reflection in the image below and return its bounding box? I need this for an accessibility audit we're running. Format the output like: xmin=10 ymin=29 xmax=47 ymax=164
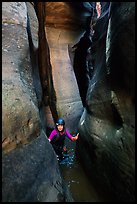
xmin=59 ymin=148 xmax=75 ymax=166
xmin=59 ymin=148 xmax=104 ymax=202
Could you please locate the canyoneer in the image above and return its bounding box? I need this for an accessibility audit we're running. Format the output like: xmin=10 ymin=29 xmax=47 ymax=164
xmin=48 ymin=118 xmax=79 ymax=162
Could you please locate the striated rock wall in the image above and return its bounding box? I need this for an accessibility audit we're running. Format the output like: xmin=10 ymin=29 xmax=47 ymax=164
xmin=2 ymin=2 xmax=135 ymax=202
xmin=2 ymin=2 xmax=73 ymax=202
xmin=77 ymin=2 xmax=135 ymax=201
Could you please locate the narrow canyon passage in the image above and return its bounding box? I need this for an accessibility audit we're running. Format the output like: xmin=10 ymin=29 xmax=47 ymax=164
xmin=44 ymin=3 xmax=113 ymax=201
xmin=45 ymin=20 xmax=110 ymax=203
xmin=2 ymin=2 xmax=134 ymax=202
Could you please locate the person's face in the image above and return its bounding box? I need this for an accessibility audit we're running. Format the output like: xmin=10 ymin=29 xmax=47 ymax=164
xmin=57 ymin=124 xmax=64 ymax=132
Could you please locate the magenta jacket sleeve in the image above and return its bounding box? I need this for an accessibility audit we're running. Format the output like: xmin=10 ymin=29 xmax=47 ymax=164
xmin=48 ymin=129 xmax=57 ymax=141
xmin=66 ymin=129 xmax=73 ymax=140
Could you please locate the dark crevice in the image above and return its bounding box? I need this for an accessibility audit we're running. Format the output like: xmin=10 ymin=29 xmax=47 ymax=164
xmin=111 ymin=103 xmax=123 ymax=128
xmin=30 ymin=3 xmax=59 ymax=125
xmin=70 ymin=11 xmax=98 ymax=107
xmin=26 ymin=10 xmax=42 ymax=105
xmin=72 ymin=21 xmax=92 ymax=107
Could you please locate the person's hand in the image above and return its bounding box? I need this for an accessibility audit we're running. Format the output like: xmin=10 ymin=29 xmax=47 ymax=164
xmin=72 ymin=133 xmax=79 ymax=141
xmin=75 ymin=133 xmax=79 ymax=140
xmin=48 ymin=138 xmax=51 ymax=142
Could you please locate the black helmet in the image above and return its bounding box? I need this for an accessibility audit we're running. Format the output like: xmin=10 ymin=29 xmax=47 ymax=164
xmin=56 ymin=118 xmax=65 ymax=126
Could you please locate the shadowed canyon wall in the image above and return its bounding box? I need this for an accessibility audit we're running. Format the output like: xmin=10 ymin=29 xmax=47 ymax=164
xmin=2 ymin=2 xmax=135 ymax=202
xmin=77 ymin=2 xmax=135 ymax=202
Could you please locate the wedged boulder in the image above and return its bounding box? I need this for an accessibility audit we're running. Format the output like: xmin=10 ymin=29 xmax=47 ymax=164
xmin=77 ymin=2 xmax=135 ymax=202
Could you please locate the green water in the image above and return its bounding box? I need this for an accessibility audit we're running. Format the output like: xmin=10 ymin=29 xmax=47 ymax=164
xmin=59 ymin=140 xmax=110 ymax=202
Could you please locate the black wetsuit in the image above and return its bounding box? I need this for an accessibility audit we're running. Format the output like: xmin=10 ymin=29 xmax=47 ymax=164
xmin=51 ymin=132 xmax=66 ymax=160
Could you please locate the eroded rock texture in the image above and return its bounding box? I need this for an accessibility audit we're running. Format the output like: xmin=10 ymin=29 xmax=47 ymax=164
xmin=77 ymin=2 xmax=135 ymax=201
xmin=2 ymin=2 xmax=73 ymax=202
xmin=2 ymin=1 xmax=135 ymax=202
xmin=45 ymin=2 xmax=92 ymax=132
xmin=2 ymin=2 xmax=40 ymax=153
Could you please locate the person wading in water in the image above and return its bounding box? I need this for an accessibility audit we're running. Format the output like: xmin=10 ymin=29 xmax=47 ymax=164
xmin=48 ymin=118 xmax=79 ymax=162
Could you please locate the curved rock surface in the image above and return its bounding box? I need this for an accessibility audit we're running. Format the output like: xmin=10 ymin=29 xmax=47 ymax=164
xmin=2 ymin=2 xmax=135 ymax=202
xmin=2 ymin=2 xmax=73 ymax=202
xmin=45 ymin=2 xmax=93 ymax=132
xmin=77 ymin=2 xmax=135 ymax=201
